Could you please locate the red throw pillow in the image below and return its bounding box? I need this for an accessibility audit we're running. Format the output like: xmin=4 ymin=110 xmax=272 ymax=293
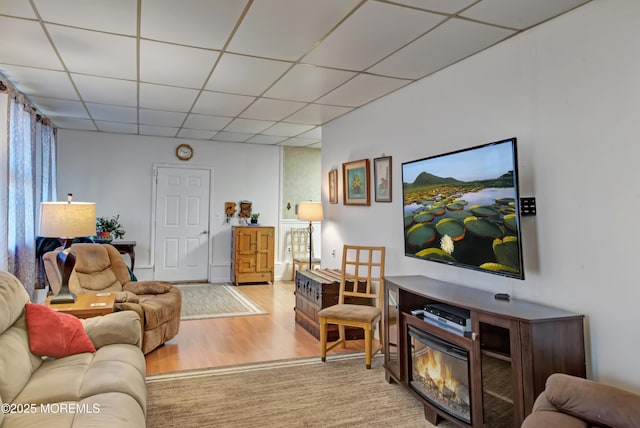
xmin=25 ymin=303 xmax=96 ymax=358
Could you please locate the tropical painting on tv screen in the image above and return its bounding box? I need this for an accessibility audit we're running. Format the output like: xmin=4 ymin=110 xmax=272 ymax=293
xmin=402 ymin=140 xmax=522 ymax=278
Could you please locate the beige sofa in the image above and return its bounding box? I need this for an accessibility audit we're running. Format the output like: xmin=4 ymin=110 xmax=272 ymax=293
xmin=0 ymin=270 xmax=146 ymax=428
xmin=521 ymin=373 xmax=640 ymax=428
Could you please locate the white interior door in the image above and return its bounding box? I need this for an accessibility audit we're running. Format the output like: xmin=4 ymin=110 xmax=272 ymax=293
xmin=154 ymin=167 xmax=210 ymax=282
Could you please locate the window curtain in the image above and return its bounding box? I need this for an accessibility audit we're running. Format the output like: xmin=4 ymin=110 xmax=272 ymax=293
xmin=4 ymin=86 xmax=57 ymax=299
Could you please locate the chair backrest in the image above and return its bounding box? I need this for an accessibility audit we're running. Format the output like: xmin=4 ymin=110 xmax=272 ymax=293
xmin=291 ymin=227 xmax=313 ymax=260
xmin=339 ymin=245 xmax=385 ymax=307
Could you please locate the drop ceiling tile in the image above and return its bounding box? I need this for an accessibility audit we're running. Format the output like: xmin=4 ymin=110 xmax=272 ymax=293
xmin=286 ymin=104 xmax=352 ymax=125
xmin=461 ymin=0 xmax=591 ymax=30
xmin=307 ymin=141 xmax=321 ymax=149
xmin=192 ymin=91 xmax=255 ymax=116
xmin=2 ymin=0 xmax=37 ymax=18
xmin=86 ymin=103 xmax=137 ymax=123
xmin=140 ymin=0 xmax=246 ymax=49
xmin=29 ymin=96 xmax=89 ymax=118
xmin=391 ymin=0 xmax=476 ymax=14
xmin=0 ymin=17 xmax=63 ymax=70
xmin=297 ymin=127 xmax=322 ymax=140
xmin=33 ymin=0 xmax=136 ymax=35
xmin=228 ymin=0 xmax=361 ymax=61
xmin=205 ymin=53 xmax=292 ymax=96
xmin=139 ymin=109 xmax=186 ymax=127
xmin=139 ymin=83 xmax=199 ymax=111
xmin=139 ymin=125 xmax=178 ymax=137
xmin=279 ymin=137 xmax=320 ymax=147
xmin=246 ymin=134 xmax=288 ymax=145
xmin=303 ymin=1 xmax=443 ymax=71
xmin=214 ymin=131 xmax=253 ymax=142
xmin=240 ymin=98 xmax=306 ymax=121
xmin=183 ymin=113 xmax=232 ymax=131
xmin=140 ymin=40 xmax=218 ymax=89
xmin=96 ymin=121 xmax=138 ymax=134
xmin=48 ymin=117 xmax=96 ymax=131
xmin=261 ymin=122 xmax=314 ymax=137
xmin=72 ymin=74 xmax=137 ymax=106
xmin=47 ymin=24 xmax=136 ymax=79
xmin=0 ymin=66 xmax=78 ymax=100
xmin=317 ymin=74 xmax=410 ymax=107
xmin=225 ymin=118 xmax=275 ymax=134
xmin=177 ymin=128 xmax=215 ymax=140
xmin=265 ymin=64 xmax=356 ymax=102
xmin=369 ymin=18 xmax=515 ymax=79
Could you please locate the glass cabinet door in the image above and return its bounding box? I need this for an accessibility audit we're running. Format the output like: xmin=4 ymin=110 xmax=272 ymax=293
xmin=384 ymin=282 xmax=401 ymax=381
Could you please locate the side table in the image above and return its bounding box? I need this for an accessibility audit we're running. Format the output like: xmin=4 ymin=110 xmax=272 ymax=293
xmin=111 ymin=240 xmax=136 ymax=271
xmin=45 ymin=293 xmax=116 ymax=319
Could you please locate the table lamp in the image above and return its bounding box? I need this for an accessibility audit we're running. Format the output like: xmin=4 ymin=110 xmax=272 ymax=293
xmin=297 ymin=201 xmax=324 ymax=271
xmin=39 ymin=195 xmax=96 ymax=303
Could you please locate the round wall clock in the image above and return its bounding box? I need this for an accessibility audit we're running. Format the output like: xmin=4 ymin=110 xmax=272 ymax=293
xmin=176 ymin=143 xmax=193 ymax=161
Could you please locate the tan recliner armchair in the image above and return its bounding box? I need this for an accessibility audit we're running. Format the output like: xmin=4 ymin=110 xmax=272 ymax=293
xmin=43 ymin=243 xmax=181 ymax=354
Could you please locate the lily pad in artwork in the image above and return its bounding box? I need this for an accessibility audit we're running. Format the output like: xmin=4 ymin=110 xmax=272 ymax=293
xmin=435 ymin=218 xmax=465 ymax=241
xmin=413 ymin=211 xmax=435 ymax=223
xmin=416 ymin=248 xmax=456 ymax=262
xmin=479 ymin=262 xmax=520 ymax=274
xmin=406 ymin=223 xmax=437 ymax=250
xmin=464 ymin=216 xmax=504 ymax=239
xmin=503 ymin=213 xmax=518 ymax=232
xmin=492 ymin=236 xmax=520 ymax=269
xmin=469 ymin=205 xmax=500 ymax=217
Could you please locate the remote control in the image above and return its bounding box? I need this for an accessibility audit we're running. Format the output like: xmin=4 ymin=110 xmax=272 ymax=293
xmin=494 ymin=293 xmax=510 ymax=301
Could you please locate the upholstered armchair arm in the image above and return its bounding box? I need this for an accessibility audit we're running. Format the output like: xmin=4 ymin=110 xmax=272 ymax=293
xmin=123 ymin=281 xmax=172 ymax=295
xmin=81 ymin=310 xmax=142 ymax=349
xmin=114 ymin=290 xmax=140 ymax=303
xmin=523 ymin=373 xmax=640 ymax=428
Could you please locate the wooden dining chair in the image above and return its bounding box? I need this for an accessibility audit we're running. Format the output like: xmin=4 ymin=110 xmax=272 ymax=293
xmin=290 ymin=227 xmax=321 ymax=280
xmin=318 ymin=244 xmax=386 ymax=369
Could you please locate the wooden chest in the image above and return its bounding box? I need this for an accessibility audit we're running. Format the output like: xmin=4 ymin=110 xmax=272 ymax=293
xmin=231 ymin=226 xmax=274 ymax=285
xmin=294 ymin=269 xmax=366 ymax=341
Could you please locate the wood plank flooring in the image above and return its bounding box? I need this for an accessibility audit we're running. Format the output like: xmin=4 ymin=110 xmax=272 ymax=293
xmin=145 ymin=280 xmax=371 ymax=375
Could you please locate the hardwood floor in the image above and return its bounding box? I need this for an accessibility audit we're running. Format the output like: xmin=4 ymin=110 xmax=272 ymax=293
xmin=145 ymin=280 xmax=370 ymax=375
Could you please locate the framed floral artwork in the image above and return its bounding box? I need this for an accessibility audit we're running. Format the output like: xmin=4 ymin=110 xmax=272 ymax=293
xmin=328 ymin=169 xmax=338 ymax=204
xmin=342 ymin=159 xmax=370 ymax=206
xmin=373 ymin=156 xmax=392 ymax=202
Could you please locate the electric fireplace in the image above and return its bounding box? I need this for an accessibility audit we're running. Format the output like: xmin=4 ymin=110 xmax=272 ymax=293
xmin=408 ymin=325 xmax=471 ymax=423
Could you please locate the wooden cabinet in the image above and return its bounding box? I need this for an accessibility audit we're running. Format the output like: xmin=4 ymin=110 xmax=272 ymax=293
xmin=383 ymin=275 xmax=586 ymax=427
xmin=231 ymin=226 xmax=274 ymax=285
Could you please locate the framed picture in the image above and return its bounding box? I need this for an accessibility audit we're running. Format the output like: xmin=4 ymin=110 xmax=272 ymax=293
xmin=374 ymin=156 xmax=392 ymax=202
xmin=342 ymin=159 xmax=370 ymax=206
xmin=328 ymin=169 xmax=338 ymax=204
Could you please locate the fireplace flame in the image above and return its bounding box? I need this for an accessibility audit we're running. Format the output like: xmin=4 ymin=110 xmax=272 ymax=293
xmin=416 ymin=349 xmax=460 ymax=396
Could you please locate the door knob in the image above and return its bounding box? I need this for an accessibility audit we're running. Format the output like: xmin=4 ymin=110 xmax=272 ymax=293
xmin=200 ymin=230 xmax=208 ymax=235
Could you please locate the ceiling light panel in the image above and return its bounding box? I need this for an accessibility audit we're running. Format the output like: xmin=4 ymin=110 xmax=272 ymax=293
xmin=240 ymin=98 xmax=307 ymax=122
xmin=140 ymin=0 xmax=247 ymax=49
xmin=47 ymin=24 xmax=136 ymax=79
xmin=205 ymin=53 xmax=292 ymax=96
xmin=369 ymin=18 xmax=515 ymax=79
xmin=33 ymin=0 xmax=136 ymax=35
xmin=140 ymin=40 xmax=219 ymax=89
xmin=303 ymin=1 xmax=444 ymax=71
xmin=72 ymin=74 xmax=137 ymax=106
xmin=317 ymin=74 xmax=410 ymax=107
xmin=228 ymin=0 xmax=361 ymax=61
xmin=265 ymin=64 xmax=356 ymax=102
xmin=0 ymin=17 xmax=63 ymax=70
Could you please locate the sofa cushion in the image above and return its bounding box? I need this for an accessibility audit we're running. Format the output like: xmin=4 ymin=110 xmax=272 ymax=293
xmin=0 ymin=272 xmax=30 ymax=334
xmin=25 ymin=303 xmax=96 ymax=358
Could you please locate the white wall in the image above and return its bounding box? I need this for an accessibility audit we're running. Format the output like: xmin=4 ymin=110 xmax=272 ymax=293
xmin=322 ymin=0 xmax=640 ymax=391
xmin=57 ymin=130 xmax=281 ymax=282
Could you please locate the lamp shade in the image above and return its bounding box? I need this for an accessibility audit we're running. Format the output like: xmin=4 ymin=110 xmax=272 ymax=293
xmin=39 ymin=202 xmax=96 ymax=238
xmin=297 ymin=201 xmax=324 ymax=222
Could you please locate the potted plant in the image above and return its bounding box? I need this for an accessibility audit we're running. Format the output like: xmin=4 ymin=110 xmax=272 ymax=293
xmin=96 ymin=215 xmax=126 ymax=241
xmin=250 ymin=213 xmax=260 ymax=225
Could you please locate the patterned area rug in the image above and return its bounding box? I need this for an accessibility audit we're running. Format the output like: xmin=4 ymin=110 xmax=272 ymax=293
xmin=177 ymin=283 xmax=267 ymax=320
xmin=146 ymin=354 xmax=453 ymax=428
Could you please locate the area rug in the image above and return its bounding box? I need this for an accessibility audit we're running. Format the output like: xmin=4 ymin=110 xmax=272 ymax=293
xmin=177 ymin=283 xmax=267 ymax=320
xmin=146 ymin=354 xmax=455 ymax=428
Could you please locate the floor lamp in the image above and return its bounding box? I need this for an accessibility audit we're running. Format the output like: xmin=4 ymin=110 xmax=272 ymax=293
xmin=39 ymin=197 xmax=96 ymax=304
xmin=297 ymin=201 xmax=324 ymax=271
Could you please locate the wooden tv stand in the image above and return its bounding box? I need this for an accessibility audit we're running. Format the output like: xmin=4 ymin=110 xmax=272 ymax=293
xmin=383 ymin=275 xmax=586 ymax=427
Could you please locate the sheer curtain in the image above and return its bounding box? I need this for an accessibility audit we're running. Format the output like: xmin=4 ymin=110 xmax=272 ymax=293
xmin=3 ymin=87 xmax=57 ymax=298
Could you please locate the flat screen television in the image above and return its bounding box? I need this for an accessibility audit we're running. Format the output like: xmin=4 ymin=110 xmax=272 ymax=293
xmin=402 ymin=138 xmax=524 ymax=280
